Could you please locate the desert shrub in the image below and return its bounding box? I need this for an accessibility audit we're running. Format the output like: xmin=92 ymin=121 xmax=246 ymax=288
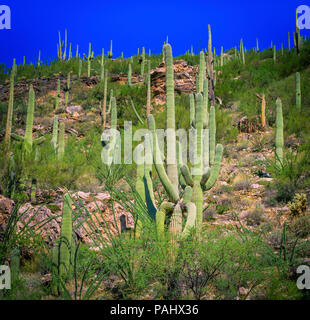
xmin=288 ymin=194 xmax=307 ymax=218
xmin=246 ymin=207 xmax=265 ymax=226
xmin=290 ymin=216 xmax=310 ymax=238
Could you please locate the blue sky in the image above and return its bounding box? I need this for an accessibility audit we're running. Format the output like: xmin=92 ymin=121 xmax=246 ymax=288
xmin=0 ymin=0 xmax=309 ymax=67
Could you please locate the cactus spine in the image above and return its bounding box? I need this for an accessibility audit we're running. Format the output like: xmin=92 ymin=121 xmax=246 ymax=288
xmin=275 ymin=98 xmax=284 ymax=167
xmin=296 ymin=72 xmax=301 ymax=111
xmin=4 ymin=59 xmax=16 ymax=151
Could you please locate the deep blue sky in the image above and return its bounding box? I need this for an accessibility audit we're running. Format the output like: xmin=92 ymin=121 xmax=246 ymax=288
xmin=0 ymin=0 xmax=309 ymax=67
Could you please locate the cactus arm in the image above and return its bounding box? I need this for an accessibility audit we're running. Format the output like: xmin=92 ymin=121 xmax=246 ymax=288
xmin=148 ymin=115 xmax=179 ymax=203
xmin=200 ymin=167 xmax=211 ymax=186
xmin=204 ymin=144 xmax=223 ymax=190
xmin=130 ymin=99 xmax=144 ymax=125
xmin=144 ymin=134 xmax=157 ymax=217
xmin=11 ymin=133 xmax=24 ymax=142
xmin=189 ymin=93 xmax=195 ymax=128
xmin=156 ymin=202 xmax=174 ymax=240
xmin=209 ymin=105 xmax=216 ymax=165
xmin=168 ymin=203 xmax=182 ymax=237
xmin=183 ymin=186 xmax=193 ymax=204
xmin=275 ymin=98 xmax=284 ymax=167
xmin=180 ymin=165 xmax=194 ymax=187
xmin=34 ymin=136 xmax=46 ymax=146
xmin=181 ymin=202 xmax=196 ymax=237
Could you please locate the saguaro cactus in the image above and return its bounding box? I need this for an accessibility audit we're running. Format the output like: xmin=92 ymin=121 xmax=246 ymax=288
xmin=164 ymin=44 xmax=179 ymax=193
xmin=108 ymin=40 xmax=113 ymax=59
xmin=102 ymin=69 xmax=108 ymax=127
xmin=100 ymin=48 xmax=105 ymax=81
xmin=4 ymin=59 xmax=16 ymax=151
xmin=55 ymin=79 xmax=60 ymax=110
xmin=296 ymin=72 xmax=301 ymax=111
xmin=51 ymin=116 xmax=58 ymax=152
xmin=128 ymin=62 xmax=132 ymax=86
xmin=275 ymin=98 xmax=284 ymax=167
xmin=146 ymin=60 xmax=151 ymax=116
xmin=64 ymin=73 xmax=70 ymax=106
xmin=58 ymin=122 xmax=65 ymax=160
xmin=140 ymin=47 xmax=145 ymax=76
xmin=11 ymin=85 xmax=45 ymax=156
xmin=197 ymin=51 xmax=206 ymax=93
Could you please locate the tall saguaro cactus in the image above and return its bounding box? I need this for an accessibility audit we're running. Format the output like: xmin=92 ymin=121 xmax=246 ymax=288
xmin=11 ymin=85 xmax=45 ymax=156
xmin=4 ymin=59 xmax=16 ymax=151
xmin=197 ymin=51 xmax=206 ymax=93
xmin=296 ymin=72 xmax=301 ymax=111
xmin=164 ymin=44 xmax=179 ymax=194
xmin=51 ymin=116 xmax=58 ymax=152
xmin=275 ymin=98 xmax=284 ymax=167
xmin=58 ymin=122 xmax=65 ymax=160
xmin=146 ymin=60 xmax=151 ymax=116
xmin=128 ymin=62 xmax=132 ymax=86
xmin=141 ymin=47 xmax=145 ymax=76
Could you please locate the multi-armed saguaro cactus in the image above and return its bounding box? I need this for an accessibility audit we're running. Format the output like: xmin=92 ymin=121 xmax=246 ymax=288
xmin=135 ymin=43 xmax=223 ymax=238
xmin=275 ymin=98 xmax=284 ymax=167
xmin=180 ymin=95 xmax=223 ymax=231
xmin=51 ymin=193 xmax=73 ymax=294
xmin=296 ymin=72 xmax=301 ymax=111
xmin=58 ymin=29 xmax=67 ymax=60
xmin=11 ymin=85 xmax=45 ymax=156
xmin=4 ymin=59 xmax=16 ymax=151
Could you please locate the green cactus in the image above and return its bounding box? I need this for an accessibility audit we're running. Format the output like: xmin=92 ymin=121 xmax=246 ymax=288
xmin=58 ymin=122 xmax=65 ymax=160
xmin=141 ymin=47 xmax=145 ymax=76
xmin=102 ymin=69 xmax=108 ymax=127
xmin=257 ymin=39 xmax=259 ymax=52
xmin=128 ymin=62 xmax=132 ymax=86
xmin=59 ymin=193 xmax=73 ymax=280
xmin=209 ymin=105 xmax=216 ymax=165
xmin=197 ymin=51 xmax=206 ymax=93
xmin=68 ymin=43 xmax=72 ymax=60
xmin=189 ymin=93 xmax=195 ymax=128
xmin=55 ymin=79 xmax=60 ymax=109
xmin=4 ymin=59 xmax=16 ymax=151
xmin=11 ymin=85 xmax=45 ymax=156
xmin=296 ymin=72 xmax=301 ymax=111
xmin=273 ymin=46 xmax=276 ymax=64
xmin=65 ymin=72 xmax=70 ymax=106
xmin=220 ymin=46 xmax=223 ymax=67
xmin=146 ymin=60 xmax=151 ymax=116
xmin=86 ymin=43 xmax=92 ymax=77
xmin=164 ymin=44 xmax=179 ymax=193
xmin=76 ymin=44 xmax=79 ymax=58
xmin=78 ymin=58 xmax=82 ymax=79
xmin=275 ymin=98 xmax=284 ymax=167
xmin=37 ymin=50 xmax=41 ymax=67
xmin=108 ymin=89 xmax=113 ymax=114
xmin=100 ymin=48 xmax=105 ymax=81
xmin=51 ymin=116 xmax=58 ymax=152
xmin=10 ymin=247 xmax=20 ymax=285
xmin=109 ymin=40 xmax=113 ymax=59
xmin=288 ymin=32 xmax=291 ymax=51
